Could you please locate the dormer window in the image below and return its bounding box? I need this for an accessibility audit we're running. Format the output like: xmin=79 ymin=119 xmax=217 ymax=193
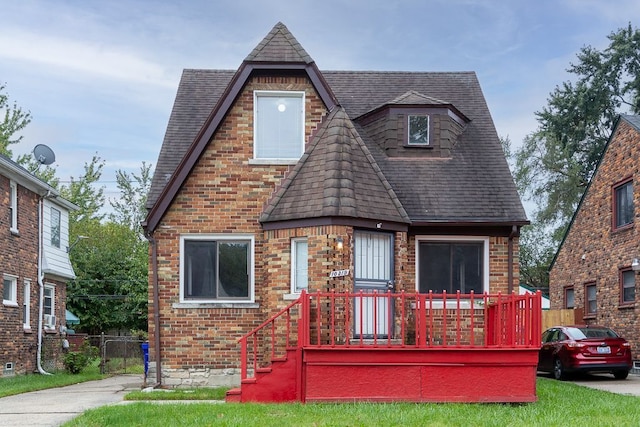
xmin=408 ymin=115 xmax=429 ymax=145
xmin=254 ymin=91 xmax=305 ymax=161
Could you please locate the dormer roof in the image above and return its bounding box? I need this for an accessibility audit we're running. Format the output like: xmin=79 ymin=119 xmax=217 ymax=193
xmin=245 ymin=22 xmax=313 ymax=64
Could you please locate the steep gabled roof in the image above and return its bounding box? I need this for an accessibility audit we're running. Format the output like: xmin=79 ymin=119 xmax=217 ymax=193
xmin=260 ymin=107 xmax=409 ymax=225
xmin=144 ymin=23 xmax=337 ymax=232
xmin=245 ymin=22 xmax=313 ymax=64
xmin=389 ymin=90 xmax=448 ymax=105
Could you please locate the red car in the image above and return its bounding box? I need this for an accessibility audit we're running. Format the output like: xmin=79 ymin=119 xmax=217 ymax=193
xmin=538 ymin=325 xmax=633 ymax=380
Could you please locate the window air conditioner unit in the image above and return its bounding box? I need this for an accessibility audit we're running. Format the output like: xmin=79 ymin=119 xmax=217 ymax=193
xmin=44 ymin=314 xmax=56 ymax=328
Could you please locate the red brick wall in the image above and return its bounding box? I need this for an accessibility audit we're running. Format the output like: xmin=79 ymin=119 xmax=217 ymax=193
xmin=1 ymin=177 xmax=41 ymax=376
xmin=550 ymin=120 xmax=640 ymax=356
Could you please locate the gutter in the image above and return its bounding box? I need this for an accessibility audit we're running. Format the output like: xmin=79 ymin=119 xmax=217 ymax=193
xmin=507 ymin=225 xmax=518 ymax=294
xmin=145 ymin=232 xmax=162 ymax=387
xmin=36 ymin=194 xmax=51 ymax=375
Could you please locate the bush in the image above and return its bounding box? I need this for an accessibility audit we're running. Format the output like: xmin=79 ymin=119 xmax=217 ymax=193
xmin=63 ymin=341 xmax=98 ymax=374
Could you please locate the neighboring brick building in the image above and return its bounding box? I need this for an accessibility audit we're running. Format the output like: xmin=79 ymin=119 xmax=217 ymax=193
xmin=143 ymin=23 xmax=528 ymax=388
xmin=1 ymin=154 xmax=76 ymax=376
xmin=550 ymin=114 xmax=640 ymax=359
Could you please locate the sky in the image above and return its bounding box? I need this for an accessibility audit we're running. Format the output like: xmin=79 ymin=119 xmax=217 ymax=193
xmin=2 ymin=0 xmax=640 ymax=215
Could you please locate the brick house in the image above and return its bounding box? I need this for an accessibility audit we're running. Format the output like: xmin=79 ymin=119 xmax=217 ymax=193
xmin=143 ymin=22 xmax=530 ymax=393
xmin=549 ymin=114 xmax=640 ymax=359
xmin=1 ymin=154 xmax=76 ymax=376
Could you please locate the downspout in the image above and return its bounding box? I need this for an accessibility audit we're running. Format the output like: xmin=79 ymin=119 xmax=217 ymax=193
xmin=145 ymin=232 xmax=162 ymax=387
xmin=507 ymin=225 xmax=517 ymax=294
xmin=36 ymin=193 xmax=52 ymax=375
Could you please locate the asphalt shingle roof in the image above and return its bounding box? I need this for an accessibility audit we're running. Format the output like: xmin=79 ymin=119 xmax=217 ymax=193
xmin=146 ymin=23 xmax=527 ymax=229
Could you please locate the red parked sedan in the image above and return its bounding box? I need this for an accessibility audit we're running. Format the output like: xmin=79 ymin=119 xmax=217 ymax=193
xmin=538 ymin=325 xmax=633 ymax=380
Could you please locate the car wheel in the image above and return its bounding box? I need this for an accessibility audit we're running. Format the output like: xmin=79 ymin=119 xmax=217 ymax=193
xmin=613 ymin=370 xmax=629 ymax=380
xmin=553 ymin=358 xmax=566 ymax=380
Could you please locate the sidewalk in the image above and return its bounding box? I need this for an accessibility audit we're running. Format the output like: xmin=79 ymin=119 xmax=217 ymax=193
xmin=569 ymin=372 xmax=640 ymax=396
xmin=0 ymin=374 xmax=142 ymax=427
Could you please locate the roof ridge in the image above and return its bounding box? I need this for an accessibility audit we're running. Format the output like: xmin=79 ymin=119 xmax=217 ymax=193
xmin=244 ymin=22 xmax=313 ymax=64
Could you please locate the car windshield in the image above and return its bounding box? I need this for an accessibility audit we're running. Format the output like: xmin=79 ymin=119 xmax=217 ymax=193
xmin=566 ymin=327 xmax=619 ymax=339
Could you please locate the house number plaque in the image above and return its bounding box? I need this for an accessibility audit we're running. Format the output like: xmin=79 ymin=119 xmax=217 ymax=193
xmin=329 ymin=269 xmax=350 ymax=277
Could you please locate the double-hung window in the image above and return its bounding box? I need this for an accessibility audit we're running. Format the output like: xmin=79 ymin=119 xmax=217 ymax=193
xmin=620 ymin=268 xmax=635 ymax=305
xmin=9 ymin=180 xmax=18 ymax=233
xmin=3 ymin=274 xmax=18 ymax=306
xmin=417 ymin=237 xmax=488 ymax=294
xmin=44 ymin=284 xmax=56 ymax=328
xmin=181 ymin=235 xmax=254 ymax=302
xmin=254 ymin=91 xmax=305 ymax=161
xmin=23 ymin=280 xmax=31 ymax=329
xmin=408 ymin=115 xmax=430 ymax=145
xmin=51 ymin=207 xmax=61 ymax=248
xmin=613 ymin=179 xmax=633 ymax=229
xmin=585 ymin=283 xmax=597 ymax=316
xmin=564 ymin=287 xmax=575 ymax=309
xmin=291 ymin=238 xmax=308 ymax=294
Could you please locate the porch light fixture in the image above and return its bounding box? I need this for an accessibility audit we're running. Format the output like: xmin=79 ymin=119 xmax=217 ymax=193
xmin=336 ymin=237 xmax=344 ymax=251
xmin=632 ymin=258 xmax=640 ymax=272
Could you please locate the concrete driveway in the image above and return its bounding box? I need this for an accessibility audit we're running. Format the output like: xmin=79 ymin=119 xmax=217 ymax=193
xmin=568 ymin=372 xmax=640 ymax=396
xmin=0 ymin=374 xmax=142 ymax=427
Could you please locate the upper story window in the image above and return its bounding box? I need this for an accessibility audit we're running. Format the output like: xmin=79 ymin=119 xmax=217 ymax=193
xmin=620 ymin=268 xmax=635 ymax=305
xmin=3 ymin=274 xmax=18 ymax=306
xmin=564 ymin=287 xmax=575 ymax=309
xmin=50 ymin=207 xmax=61 ymax=248
xmin=291 ymin=238 xmax=308 ymax=294
xmin=9 ymin=180 xmax=18 ymax=233
xmin=417 ymin=237 xmax=488 ymax=294
xmin=181 ymin=235 xmax=254 ymax=303
xmin=408 ymin=115 xmax=430 ymax=145
xmin=613 ymin=179 xmax=633 ymax=229
xmin=254 ymin=91 xmax=305 ymax=161
xmin=585 ymin=282 xmax=596 ymax=316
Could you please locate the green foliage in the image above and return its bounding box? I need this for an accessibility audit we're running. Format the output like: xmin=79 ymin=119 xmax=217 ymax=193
xmin=0 ymin=83 xmax=31 ymax=157
xmin=60 ymin=155 xmax=106 ymax=223
xmin=63 ymin=341 xmax=99 ymax=374
xmin=68 ymin=220 xmax=148 ymax=334
xmin=109 ymin=162 xmax=152 ymax=234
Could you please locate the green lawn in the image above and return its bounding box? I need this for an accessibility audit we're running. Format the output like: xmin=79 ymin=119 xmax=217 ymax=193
xmin=0 ymin=361 xmax=104 ymax=398
xmin=63 ymin=378 xmax=640 ymax=427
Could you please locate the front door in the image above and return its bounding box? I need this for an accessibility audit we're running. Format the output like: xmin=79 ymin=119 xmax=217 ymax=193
xmin=353 ymin=231 xmax=394 ymax=338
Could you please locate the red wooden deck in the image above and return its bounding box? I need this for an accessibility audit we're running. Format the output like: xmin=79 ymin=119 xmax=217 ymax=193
xmin=226 ymin=290 xmax=542 ymax=403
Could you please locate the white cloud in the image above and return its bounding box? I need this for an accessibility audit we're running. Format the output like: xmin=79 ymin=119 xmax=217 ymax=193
xmin=0 ymin=29 xmax=176 ymax=88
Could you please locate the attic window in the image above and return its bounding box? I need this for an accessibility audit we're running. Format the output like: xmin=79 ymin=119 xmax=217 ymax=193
xmin=408 ymin=115 xmax=429 ymax=145
xmin=254 ymin=91 xmax=305 ymax=161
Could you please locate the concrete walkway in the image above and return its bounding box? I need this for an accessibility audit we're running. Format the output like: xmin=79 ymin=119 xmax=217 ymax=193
xmin=0 ymin=374 xmax=142 ymax=427
xmin=569 ymin=372 xmax=640 ymax=397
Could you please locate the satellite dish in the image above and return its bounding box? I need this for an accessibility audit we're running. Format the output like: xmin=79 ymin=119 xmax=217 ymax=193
xmin=33 ymin=144 xmax=56 ymax=166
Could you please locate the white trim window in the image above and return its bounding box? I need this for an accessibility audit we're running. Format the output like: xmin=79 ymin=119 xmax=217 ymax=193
xmin=44 ymin=284 xmax=56 ymax=329
xmin=416 ymin=236 xmax=489 ymax=294
xmin=9 ymin=180 xmax=18 ymax=233
xmin=253 ymin=91 xmax=305 ymax=161
xmin=408 ymin=115 xmax=430 ymax=145
xmin=23 ymin=279 xmax=31 ymax=329
xmin=180 ymin=235 xmax=254 ymax=303
xmin=291 ymin=238 xmax=308 ymax=294
xmin=50 ymin=207 xmax=61 ymax=248
xmin=3 ymin=274 xmax=18 ymax=306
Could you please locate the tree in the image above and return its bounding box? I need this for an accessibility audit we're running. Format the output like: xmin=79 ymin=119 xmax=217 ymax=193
xmin=61 ymin=155 xmax=106 ymax=223
xmin=513 ymin=24 xmax=640 ymax=283
xmin=109 ymin=162 xmax=153 ymax=233
xmin=0 ymin=84 xmax=31 ymax=157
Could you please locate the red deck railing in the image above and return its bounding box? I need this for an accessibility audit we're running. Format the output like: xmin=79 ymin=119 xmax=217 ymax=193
xmin=239 ymin=290 xmax=542 ymax=381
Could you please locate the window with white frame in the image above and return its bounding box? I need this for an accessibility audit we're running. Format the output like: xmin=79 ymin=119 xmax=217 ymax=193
xmin=291 ymin=238 xmax=308 ymax=293
xmin=3 ymin=274 xmax=18 ymax=306
xmin=181 ymin=235 xmax=254 ymax=302
xmin=44 ymin=284 xmax=56 ymax=328
xmin=50 ymin=207 xmax=61 ymax=248
xmin=620 ymin=268 xmax=635 ymax=305
xmin=9 ymin=180 xmax=18 ymax=232
xmin=254 ymin=91 xmax=305 ymax=160
xmin=23 ymin=280 xmax=31 ymax=328
xmin=417 ymin=237 xmax=488 ymax=294
xmin=408 ymin=115 xmax=430 ymax=145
